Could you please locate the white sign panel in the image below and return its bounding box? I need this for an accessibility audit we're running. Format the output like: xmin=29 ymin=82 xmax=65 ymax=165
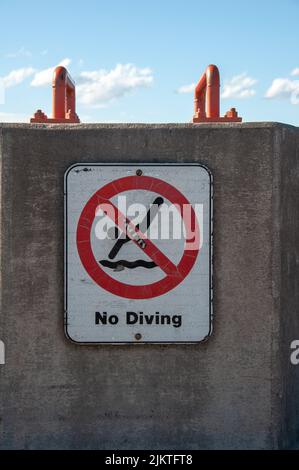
xmin=65 ymin=164 xmax=213 ymax=344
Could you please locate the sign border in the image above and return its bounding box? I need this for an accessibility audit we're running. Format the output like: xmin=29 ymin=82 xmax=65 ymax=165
xmin=64 ymin=163 xmax=213 ymax=345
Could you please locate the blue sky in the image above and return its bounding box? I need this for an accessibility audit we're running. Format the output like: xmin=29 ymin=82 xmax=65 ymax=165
xmin=1 ymin=0 xmax=299 ymax=125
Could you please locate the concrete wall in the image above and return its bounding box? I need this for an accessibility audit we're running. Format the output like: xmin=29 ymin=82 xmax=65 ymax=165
xmin=0 ymin=122 xmax=298 ymax=450
xmin=278 ymin=127 xmax=299 ymax=449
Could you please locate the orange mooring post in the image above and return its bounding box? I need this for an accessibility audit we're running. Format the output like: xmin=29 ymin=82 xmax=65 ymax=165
xmin=193 ymin=65 xmax=242 ymax=123
xmin=31 ymin=66 xmax=80 ymax=123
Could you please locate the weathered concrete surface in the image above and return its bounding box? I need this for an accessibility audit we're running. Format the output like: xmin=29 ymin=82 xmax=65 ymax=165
xmin=0 ymin=122 xmax=298 ymax=450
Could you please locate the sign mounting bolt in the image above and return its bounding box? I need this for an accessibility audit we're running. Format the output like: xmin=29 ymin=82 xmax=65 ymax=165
xmin=136 ymin=170 xmax=143 ymax=176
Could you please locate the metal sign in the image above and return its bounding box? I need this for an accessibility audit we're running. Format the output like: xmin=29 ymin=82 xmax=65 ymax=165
xmin=65 ymin=163 xmax=213 ymax=344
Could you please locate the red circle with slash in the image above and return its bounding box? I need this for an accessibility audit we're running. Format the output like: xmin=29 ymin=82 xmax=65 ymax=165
xmin=76 ymin=175 xmax=200 ymax=299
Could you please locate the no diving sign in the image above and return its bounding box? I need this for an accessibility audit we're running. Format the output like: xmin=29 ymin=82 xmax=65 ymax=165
xmin=65 ymin=164 xmax=213 ymax=344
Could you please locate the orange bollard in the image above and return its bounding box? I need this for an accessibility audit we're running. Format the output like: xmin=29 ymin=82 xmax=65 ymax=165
xmin=193 ymin=65 xmax=242 ymax=123
xmin=31 ymin=66 xmax=80 ymax=124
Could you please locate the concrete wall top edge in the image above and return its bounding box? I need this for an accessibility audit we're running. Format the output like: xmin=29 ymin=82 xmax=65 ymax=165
xmin=0 ymin=121 xmax=298 ymax=131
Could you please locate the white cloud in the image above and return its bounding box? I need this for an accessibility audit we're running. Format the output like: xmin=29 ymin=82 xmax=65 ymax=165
xmin=264 ymin=68 xmax=299 ymax=104
xmin=1 ymin=67 xmax=36 ymax=88
xmin=176 ymin=73 xmax=257 ymax=98
xmin=76 ymin=63 xmax=153 ymax=107
xmin=0 ymin=112 xmax=29 ymax=123
xmin=265 ymin=77 xmax=299 ymax=104
xmin=31 ymin=58 xmax=71 ymax=87
xmin=176 ymin=83 xmax=195 ymax=94
xmin=1 ymin=61 xmax=153 ymax=110
xmin=6 ymin=46 xmax=32 ymax=59
xmin=222 ymin=73 xmax=257 ymax=99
